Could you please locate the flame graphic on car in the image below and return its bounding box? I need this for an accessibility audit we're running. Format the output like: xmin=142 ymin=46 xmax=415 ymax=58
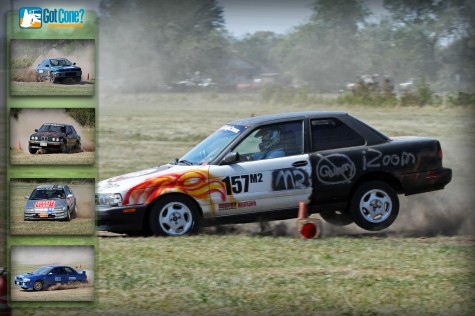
xmin=122 ymin=169 xmax=226 ymax=206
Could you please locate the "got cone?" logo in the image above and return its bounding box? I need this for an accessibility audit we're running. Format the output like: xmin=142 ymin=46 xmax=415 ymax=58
xmin=19 ymin=7 xmax=42 ymax=29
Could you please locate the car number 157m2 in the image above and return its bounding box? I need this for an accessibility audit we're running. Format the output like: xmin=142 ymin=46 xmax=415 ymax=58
xmin=222 ymin=173 xmax=263 ymax=195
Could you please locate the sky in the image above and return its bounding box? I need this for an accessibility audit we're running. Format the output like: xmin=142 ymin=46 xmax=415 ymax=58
xmin=218 ymin=0 xmax=314 ymax=37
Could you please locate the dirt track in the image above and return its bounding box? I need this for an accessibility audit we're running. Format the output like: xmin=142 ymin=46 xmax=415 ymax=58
xmin=11 ymin=284 xmax=94 ymax=302
xmin=10 ymin=150 xmax=95 ymax=165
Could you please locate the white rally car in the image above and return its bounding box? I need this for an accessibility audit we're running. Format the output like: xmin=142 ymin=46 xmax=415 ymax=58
xmin=96 ymin=111 xmax=451 ymax=236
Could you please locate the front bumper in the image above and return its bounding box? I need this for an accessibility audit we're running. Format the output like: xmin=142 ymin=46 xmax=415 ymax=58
xmin=52 ymin=71 xmax=82 ymax=78
xmin=29 ymin=140 xmax=62 ymax=150
xmin=13 ymin=280 xmax=32 ymax=290
xmin=24 ymin=209 xmax=68 ymax=220
xmin=97 ymin=204 xmax=147 ymax=233
xmin=400 ymin=167 xmax=452 ymax=195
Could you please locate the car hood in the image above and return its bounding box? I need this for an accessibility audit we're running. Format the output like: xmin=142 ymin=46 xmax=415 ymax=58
xmin=31 ymin=131 xmax=64 ymax=138
xmin=97 ymin=164 xmax=212 ymax=205
xmin=51 ymin=65 xmax=81 ymax=71
xmin=98 ymin=164 xmax=211 ymax=193
xmin=15 ymin=272 xmax=38 ymax=279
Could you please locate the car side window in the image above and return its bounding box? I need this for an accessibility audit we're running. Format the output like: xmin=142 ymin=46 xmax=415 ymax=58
xmin=233 ymin=121 xmax=304 ymax=161
xmin=311 ymin=118 xmax=365 ymax=151
xmin=70 ymin=126 xmax=77 ymax=134
xmin=50 ymin=267 xmax=63 ymax=275
xmin=64 ymin=267 xmax=74 ymax=274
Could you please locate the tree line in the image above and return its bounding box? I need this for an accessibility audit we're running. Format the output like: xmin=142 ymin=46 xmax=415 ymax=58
xmin=99 ymin=0 xmax=475 ymax=95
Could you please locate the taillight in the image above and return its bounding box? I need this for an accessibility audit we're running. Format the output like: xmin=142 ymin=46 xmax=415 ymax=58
xmin=437 ymin=142 xmax=443 ymax=160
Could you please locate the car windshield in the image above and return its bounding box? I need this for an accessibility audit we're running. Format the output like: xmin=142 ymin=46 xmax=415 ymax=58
xmin=178 ymin=124 xmax=247 ymax=165
xmin=38 ymin=124 xmax=64 ymax=133
xmin=50 ymin=58 xmax=73 ymax=66
xmin=32 ymin=266 xmax=52 ymax=275
xmin=30 ymin=189 xmax=66 ymax=200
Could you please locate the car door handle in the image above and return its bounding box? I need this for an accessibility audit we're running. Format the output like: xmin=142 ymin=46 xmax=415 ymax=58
xmin=292 ymin=161 xmax=308 ymax=167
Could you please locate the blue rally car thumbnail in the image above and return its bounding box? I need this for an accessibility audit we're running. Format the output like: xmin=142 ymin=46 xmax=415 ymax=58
xmin=35 ymin=58 xmax=82 ymax=83
xmin=14 ymin=265 xmax=87 ymax=291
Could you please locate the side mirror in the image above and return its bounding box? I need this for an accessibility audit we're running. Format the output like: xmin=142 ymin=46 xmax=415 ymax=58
xmin=67 ymin=194 xmax=73 ymax=199
xmin=73 ymin=62 xmax=76 ymax=65
xmin=24 ymin=195 xmax=29 ymax=200
xmin=35 ymin=129 xmax=38 ymax=132
xmin=222 ymin=152 xmax=239 ymax=164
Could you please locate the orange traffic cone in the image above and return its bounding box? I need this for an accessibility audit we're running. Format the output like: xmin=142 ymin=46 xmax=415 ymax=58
xmin=17 ymin=141 xmax=21 ymax=150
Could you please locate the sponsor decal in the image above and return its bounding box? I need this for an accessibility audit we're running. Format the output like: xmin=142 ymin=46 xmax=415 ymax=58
xmin=34 ymin=200 xmax=55 ymax=208
xmin=218 ymin=202 xmax=237 ymax=211
xmin=316 ymin=153 xmax=356 ymax=184
xmin=238 ymin=200 xmax=256 ymax=208
xmin=272 ymin=168 xmax=310 ymax=190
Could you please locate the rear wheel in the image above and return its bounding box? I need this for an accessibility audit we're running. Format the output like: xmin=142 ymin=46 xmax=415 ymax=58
xmin=320 ymin=210 xmax=353 ymax=226
xmin=149 ymin=195 xmax=200 ymax=236
xmin=350 ymin=181 xmax=399 ymax=231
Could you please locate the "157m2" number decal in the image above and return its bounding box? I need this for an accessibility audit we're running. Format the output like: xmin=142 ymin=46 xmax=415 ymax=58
xmin=223 ymin=173 xmax=263 ymax=195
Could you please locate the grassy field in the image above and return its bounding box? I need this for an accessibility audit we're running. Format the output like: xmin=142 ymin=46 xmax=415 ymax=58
xmin=10 ymin=81 xmax=95 ymax=96
xmin=9 ymin=181 xmax=95 ymax=236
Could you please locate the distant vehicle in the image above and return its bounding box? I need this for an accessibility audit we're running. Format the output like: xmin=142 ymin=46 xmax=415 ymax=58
xmin=96 ymin=111 xmax=451 ymax=236
xmin=35 ymin=58 xmax=82 ymax=83
xmin=28 ymin=123 xmax=81 ymax=154
xmin=13 ymin=265 xmax=87 ymax=291
xmin=24 ymin=184 xmax=77 ymax=221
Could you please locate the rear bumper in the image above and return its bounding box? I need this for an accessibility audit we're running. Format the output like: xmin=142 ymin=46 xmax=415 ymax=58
xmin=400 ymin=167 xmax=452 ymax=195
xmin=96 ymin=204 xmax=147 ymax=233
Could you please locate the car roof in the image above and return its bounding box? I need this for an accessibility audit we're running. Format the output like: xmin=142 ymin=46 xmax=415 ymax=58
xmin=229 ymin=111 xmax=349 ymax=127
xmin=35 ymin=184 xmax=67 ymax=190
xmin=42 ymin=123 xmax=69 ymax=126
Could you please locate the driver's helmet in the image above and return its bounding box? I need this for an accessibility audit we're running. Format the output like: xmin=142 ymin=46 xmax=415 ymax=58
xmin=256 ymin=126 xmax=281 ymax=151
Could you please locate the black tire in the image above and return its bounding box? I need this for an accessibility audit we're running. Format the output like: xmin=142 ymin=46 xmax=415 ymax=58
xmin=60 ymin=141 xmax=69 ymax=153
xmin=75 ymin=141 xmax=81 ymax=152
xmin=149 ymin=195 xmax=200 ymax=236
xmin=33 ymin=280 xmax=43 ymax=291
xmin=28 ymin=146 xmax=37 ymax=154
xmin=320 ymin=210 xmax=354 ymax=226
xmin=64 ymin=208 xmax=71 ymax=222
xmin=50 ymin=75 xmax=57 ymax=83
xmin=349 ymin=181 xmax=399 ymax=231
xmin=72 ymin=205 xmax=78 ymax=219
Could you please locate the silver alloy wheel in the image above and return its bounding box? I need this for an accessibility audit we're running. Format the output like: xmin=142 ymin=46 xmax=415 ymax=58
xmin=359 ymin=189 xmax=392 ymax=223
xmin=158 ymin=201 xmax=193 ymax=236
xmin=33 ymin=281 xmax=43 ymax=291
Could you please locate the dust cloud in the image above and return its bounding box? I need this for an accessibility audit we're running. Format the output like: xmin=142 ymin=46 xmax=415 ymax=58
xmin=72 ymin=184 xmax=95 ymax=219
xmin=10 ymin=108 xmax=95 ymax=153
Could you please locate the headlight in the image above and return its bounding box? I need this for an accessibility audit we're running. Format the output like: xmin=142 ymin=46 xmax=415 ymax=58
xmin=34 ymin=136 xmax=38 ymax=140
xmin=54 ymin=206 xmax=66 ymax=211
xmin=23 ymin=278 xmax=30 ymax=282
xmin=25 ymin=208 xmax=35 ymax=213
xmin=97 ymin=193 xmax=123 ymax=207
xmin=30 ymin=136 xmax=34 ymax=140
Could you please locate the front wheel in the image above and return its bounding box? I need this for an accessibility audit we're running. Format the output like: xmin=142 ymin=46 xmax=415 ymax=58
xmin=149 ymin=195 xmax=200 ymax=236
xmin=33 ymin=280 xmax=43 ymax=291
xmin=28 ymin=146 xmax=37 ymax=154
xmin=61 ymin=141 xmax=69 ymax=153
xmin=349 ymin=181 xmax=399 ymax=231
